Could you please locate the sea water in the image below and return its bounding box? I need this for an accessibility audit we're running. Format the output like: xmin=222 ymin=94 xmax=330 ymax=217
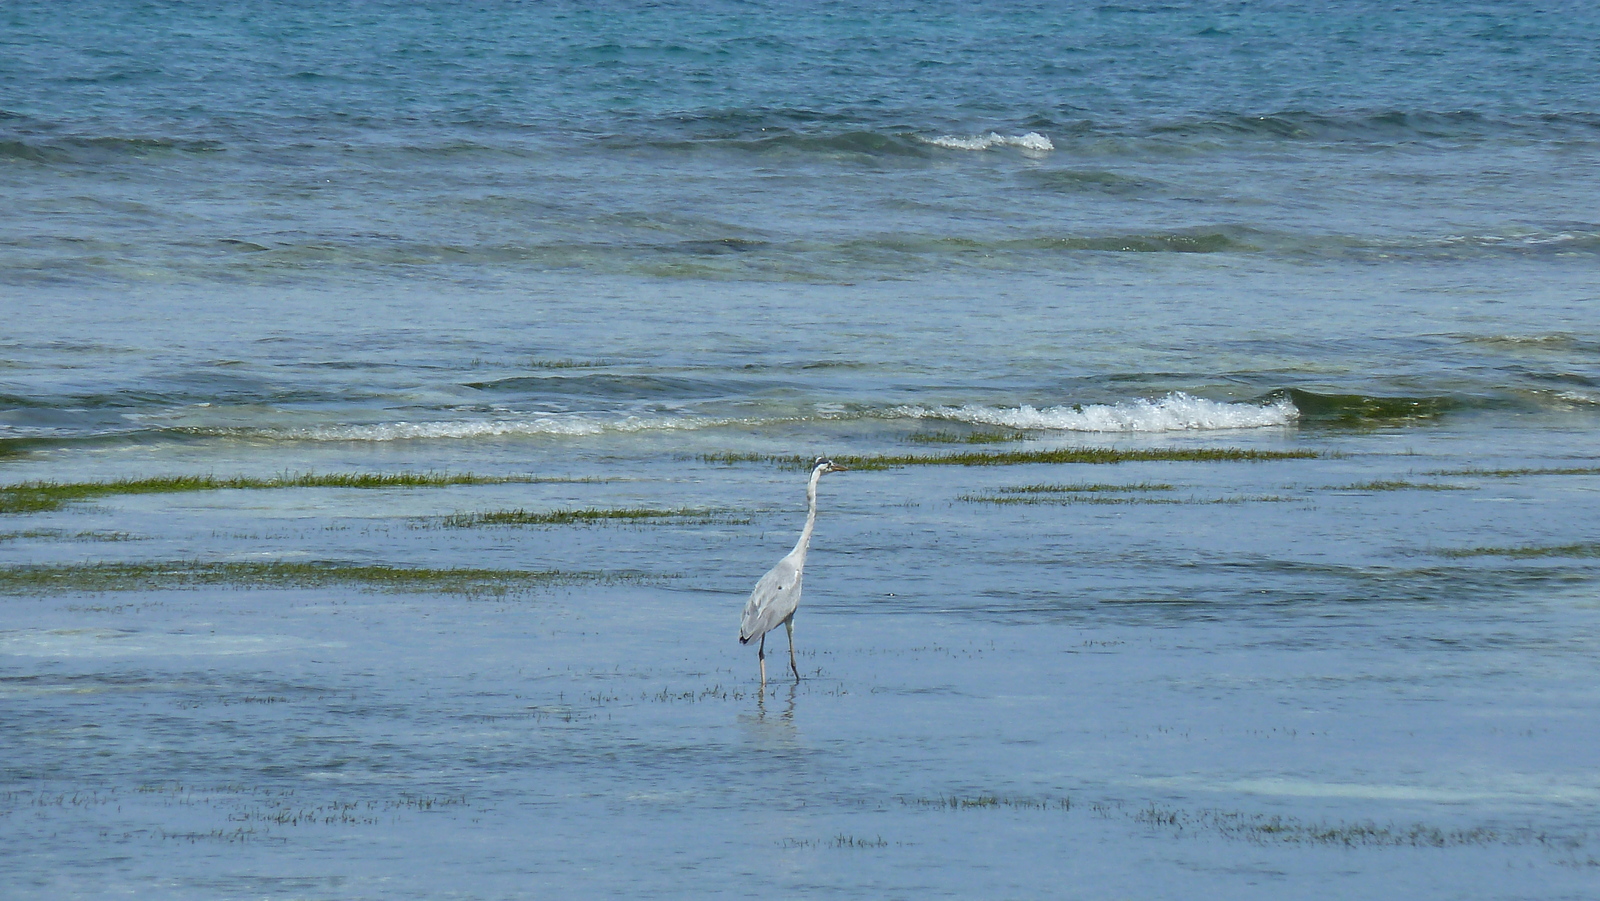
xmin=3 ymin=1 xmax=1599 ymax=898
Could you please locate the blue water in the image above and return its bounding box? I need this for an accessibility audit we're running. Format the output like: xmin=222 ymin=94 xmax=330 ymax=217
xmin=5 ymin=0 xmax=1600 ymax=288
xmin=3 ymin=2 xmax=1600 ymax=898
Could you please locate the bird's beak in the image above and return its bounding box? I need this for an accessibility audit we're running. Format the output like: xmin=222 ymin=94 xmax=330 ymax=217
xmin=828 ymin=463 xmax=849 ymax=472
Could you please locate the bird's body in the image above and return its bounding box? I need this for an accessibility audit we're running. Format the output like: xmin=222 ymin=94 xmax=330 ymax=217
xmin=740 ymin=457 xmax=846 ymax=686
xmin=739 ymin=549 xmax=804 ymax=645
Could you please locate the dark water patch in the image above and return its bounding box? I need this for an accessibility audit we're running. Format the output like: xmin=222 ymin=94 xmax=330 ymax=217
xmin=19 ymin=226 xmax=1592 ymax=287
xmin=962 ymin=494 xmax=1187 ymax=505
xmin=1197 ymin=558 xmax=1597 ymax=607
xmin=794 ymin=360 xmax=872 ymax=371
xmin=1020 ymin=168 xmax=1163 ymax=196
xmin=526 ymin=359 xmax=607 ymax=370
xmin=0 ymin=561 xmax=619 ymax=596
xmin=901 ymin=794 xmax=1072 ymax=811
xmin=1436 ymin=542 xmax=1600 ymax=560
xmin=892 ymin=791 xmax=1568 ymax=851
xmin=777 ymin=834 xmax=893 ymax=850
xmin=0 ymin=472 xmax=540 ymax=515
xmin=0 ymin=393 xmax=55 ymax=410
xmin=649 ymin=106 xmax=861 ymax=137
xmin=961 ymin=493 xmax=1294 ymax=505
xmin=877 ymin=229 xmax=1600 ymax=265
xmin=669 ymin=238 xmax=770 ymax=256
xmin=18 ymin=229 xmax=1265 ymax=286
xmin=640 ymin=129 xmax=935 ymax=160
xmin=1501 ymin=366 xmax=1599 ymax=389
xmin=849 ymin=229 xmax=1255 ymax=257
xmin=1049 ymin=230 xmax=1250 ymax=253
xmin=0 ymin=529 xmax=137 ymax=543
xmin=1095 ymin=596 xmax=1211 ymax=608
xmin=1133 ymin=803 xmax=1556 ymax=849
xmin=382 ymin=139 xmax=538 ymax=161
xmin=463 ymin=372 xmax=728 ymax=400
xmin=0 ymin=428 xmax=227 ymax=457
xmin=703 ymin=448 xmax=1318 ymax=470
xmin=298 ymin=359 xmax=419 ymax=372
xmin=1137 ymin=109 xmax=1600 ymax=144
xmin=1 ymin=378 xmax=386 ymax=412
xmin=0 ymin=135 xmax=226 ymax=165
xmin=1429 ymin=466 xmax=1600 ymax=477
xmin=1460 ymin=334 xmax=1600 ymax=357
xmin=1 ymin=389 xmax=177 ymax=410
xmin=440 ymin=507 xmax=743 ymax=527
xmin=1278 ymin=389 xmax=1469 ymax=425
xmin=610 ymin=109 xmax=1600 ymax=160
xmin=1025 ymin=229 xmax=1253 ymax=254
xmin=0 ymin=782 xmax=472 ymax=843
xmin=1328 ymin=480 xmax=1474 ymax=492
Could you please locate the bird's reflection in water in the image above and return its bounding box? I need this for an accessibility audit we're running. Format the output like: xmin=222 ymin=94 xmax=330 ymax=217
xmin=757 ymin=680 xmax=796 ymax=722
xmin=739 ymin=681 xmax=798 ymax=746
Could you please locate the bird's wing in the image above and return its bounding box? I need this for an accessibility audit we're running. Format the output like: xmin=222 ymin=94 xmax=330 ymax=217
xmin=740 ymin=554 xmax=803 ymax=643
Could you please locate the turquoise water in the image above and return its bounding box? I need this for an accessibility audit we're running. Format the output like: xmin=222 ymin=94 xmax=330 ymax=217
xmin=5 ymin=0 xmax=1600 ymax=290
xmin=3 ymin=2 xmax=1599 ymax=898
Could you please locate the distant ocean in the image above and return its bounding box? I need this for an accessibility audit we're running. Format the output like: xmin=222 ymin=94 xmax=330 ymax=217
xmin=3 ymin=2 xmax=1599 ymax=899
xmin=4 ymin=0 xmax=1599 ymax=450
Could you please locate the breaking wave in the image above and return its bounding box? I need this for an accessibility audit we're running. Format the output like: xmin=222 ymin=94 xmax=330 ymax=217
xmin=892 ymin=393 xmax=1298 ymax=432
xmin=921 ymin=131 xmax=1054 ymax=152
xmin=253 ymin=414 xmax=729 ymax=442
xmin=30 ymin=395 xmax=1298 ymax=447
xmin=1556 ymin=390 xmax=1600 ymax=407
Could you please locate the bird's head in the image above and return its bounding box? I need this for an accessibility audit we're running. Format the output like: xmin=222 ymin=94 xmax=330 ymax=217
xmin=812 ymin=456 xmax=849 ymax=474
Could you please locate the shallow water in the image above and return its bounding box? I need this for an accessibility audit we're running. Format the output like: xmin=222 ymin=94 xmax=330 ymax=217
xmin=5 ymin=416 xmax=1599 ymax=898
xmin=4 ymin=1 xmax=1600 ymax=898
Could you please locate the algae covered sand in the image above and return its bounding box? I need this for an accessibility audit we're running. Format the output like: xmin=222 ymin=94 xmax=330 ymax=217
xmin=0 ymin=560 xmax=620 ymax=596
xmin=440 ymin=507 xmax=743 ymax=528
xmin=3 ymin=432 xmax=1598 ymax=901
xmin=5 ymin=441 xmax=1600 ymax=901
xmin=0 ymin=472 xmax=548 ymax=515
xmin=702 ymin=447 xmax=1320 ymax=470
xmin=1436 ymin=542 xmax=1600 ymax=560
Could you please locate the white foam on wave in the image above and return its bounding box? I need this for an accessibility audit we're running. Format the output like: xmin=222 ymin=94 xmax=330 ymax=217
xmin=924 ymin=131 xmax=1054 ymax=153
xmin=893 ymin=393 xmax=1298 ymax=432
xmin=189 ymin=394 xmax=1296 ymax=442
xmin=282 ymin=413 xmax=725 ymax=442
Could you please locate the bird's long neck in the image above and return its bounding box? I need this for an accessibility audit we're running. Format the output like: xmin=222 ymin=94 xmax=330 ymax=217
xmin=792 ymin=467 xmax=824 ymax=558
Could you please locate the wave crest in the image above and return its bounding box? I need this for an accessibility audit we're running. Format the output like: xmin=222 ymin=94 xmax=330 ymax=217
xmin=893 ymin=393 xmax=1298 ymax=432
xmin=231 ymin=414 xmax=726 ymax=442
xmin=922 ymin=131 xmax=1054 ymax=153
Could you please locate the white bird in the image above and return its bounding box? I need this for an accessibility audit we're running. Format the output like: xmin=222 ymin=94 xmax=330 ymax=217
xmin=740 ymin=456 xmax=848 ymax=686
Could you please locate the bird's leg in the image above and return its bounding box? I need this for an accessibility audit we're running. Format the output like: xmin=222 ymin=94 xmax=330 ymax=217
xmin=758 ymin=633 xmax=767 ymax=688
xmin=786 ymin=619 xmax=799 ymax=682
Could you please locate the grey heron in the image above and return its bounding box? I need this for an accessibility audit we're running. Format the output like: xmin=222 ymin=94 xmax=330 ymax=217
xmin=739 ymin=456 xmax=848 ymax=686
